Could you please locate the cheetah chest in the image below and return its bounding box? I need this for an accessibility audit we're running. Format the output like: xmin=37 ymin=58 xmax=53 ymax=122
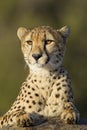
xmin=27 ymin=73 xmax=54 ymax=100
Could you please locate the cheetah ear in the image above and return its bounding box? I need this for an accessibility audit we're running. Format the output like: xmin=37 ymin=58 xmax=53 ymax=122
xmin=17 ymin=27 xmax=27 ymax=40
xmin=58 ymin=26 xmax=70 ymax=41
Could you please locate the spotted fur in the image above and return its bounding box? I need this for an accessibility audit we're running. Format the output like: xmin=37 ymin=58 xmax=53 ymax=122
xmin=0 ymin=26 xmax=80 ymax=128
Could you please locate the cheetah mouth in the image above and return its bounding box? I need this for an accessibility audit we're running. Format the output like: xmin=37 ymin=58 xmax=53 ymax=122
xmin=35 ymin=60 xmax=49 ymax=67
xmin=30 ymin=57 xmax=50 ymax=66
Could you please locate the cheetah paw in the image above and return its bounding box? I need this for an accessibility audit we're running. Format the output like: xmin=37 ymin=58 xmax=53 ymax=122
xmin=61 ymin=102 xmax=80 ymax=124
xmin=16 ymin=112 xmax=33 ymax=127
xmin=16 ymin=112 xmax=46 ymax=127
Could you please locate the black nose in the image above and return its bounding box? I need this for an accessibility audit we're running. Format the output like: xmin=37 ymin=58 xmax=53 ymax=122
xmin=32 ymin=53 xmax=42 ymax=60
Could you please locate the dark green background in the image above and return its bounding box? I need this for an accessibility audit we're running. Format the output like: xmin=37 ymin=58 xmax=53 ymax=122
xmin=0 ymin=0 xmax=87 ymax=118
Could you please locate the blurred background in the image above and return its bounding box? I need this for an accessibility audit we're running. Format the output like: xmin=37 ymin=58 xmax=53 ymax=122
xmin=0 ymin=0 xmax=87 ymax=118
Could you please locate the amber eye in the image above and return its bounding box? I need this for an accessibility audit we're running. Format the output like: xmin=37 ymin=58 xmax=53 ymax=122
xmin=26 ymin=40 xmax=32 ymax=45
xmin=45 ymin=40 xmax=53 ymax=45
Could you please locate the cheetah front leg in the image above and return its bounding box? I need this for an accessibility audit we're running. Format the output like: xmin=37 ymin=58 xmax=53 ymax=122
xmin=16 ymin=111 xmax=45 ymax=127
xmin=61 ymin=102 xmax=80 ymax=124
xmin=0 ymin=110 xmax=46 ymax=128
xmin=0 ymin=110 xmax=33 ymax=128
xmin=44 ymin=68 xmax=80 ymax=124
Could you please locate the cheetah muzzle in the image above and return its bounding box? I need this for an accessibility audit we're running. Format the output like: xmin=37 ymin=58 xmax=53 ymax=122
xmin=0 ymin=25 xmax=80 ymax=128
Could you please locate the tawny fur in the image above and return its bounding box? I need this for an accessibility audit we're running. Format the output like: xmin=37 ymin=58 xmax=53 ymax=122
xmin=0 ymin=26 xmax=80 ymax=128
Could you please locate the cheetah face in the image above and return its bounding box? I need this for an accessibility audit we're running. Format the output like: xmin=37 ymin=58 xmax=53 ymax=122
xmin=17 ymin=26 xmax=70 ymax=70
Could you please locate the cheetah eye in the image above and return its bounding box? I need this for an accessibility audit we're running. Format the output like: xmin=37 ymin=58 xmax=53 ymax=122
xmin=26 ymin=40 xmax=32 ymax=45
xmin=45 ymin=40 xmax=54 ymax=45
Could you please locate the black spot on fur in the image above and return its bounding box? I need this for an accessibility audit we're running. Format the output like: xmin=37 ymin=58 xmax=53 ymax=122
xmin=22 ymin=106 xmax=25 ymax=110
xmin=29 ymin=105 xmax=32 ymax=108
xmin=22 ymin=94 xmax=24 ymax=97
xmin=38 ymin=101 xmax=42 ymax=105
xmin=30 ymin=96 xmax=32 ymax=98
xmin=61 ymin=96 xmax=64 ymax=100
xmin=57 ymin=87 xmax=61 ymax=91
xmin=28 ymin=92 xmax=31 ymax=95
xmin=28 ymin=85 xmax=30 ymax=88
xmin=37 ymin=108 xmax=41 ymax=112
xmin=56 ymin=83 xmax=61 ymax=86
xmin=14 ymin=106 xmax=17 ymax=109
xmin=64 ymin=90 xmax=68 ymax=94
xmin=32 ymin=87 xmax=35 ymax=91
xmin=18 ymin=106 xmax=21 ymax=109
xmin=1 ymin=121 xmax=3 ymax=125
xmin=53 ymin=76 xmax=56 ymax=79
xmin=34 ymin=79 xmax=37 ymax=82
xmin=55 ymin=94 xmax=60 ymax=98
xmin=26 ymin=100 xmax=29 ymax=103
xmin=17 ymin=102 xmax=20 ymax=104
xmin=10 ymin=118 xmax=13 ymax=122
xmin=31 ymin=80 xmax=33 ymax=83
xmin=24 ymin=90 xmax=27 ymax=93
xmin=35 ymin=93 xmax=39 ymax=97
xmin=53 ymin=110 xmax=56 ymax=113
xmin=58 ymin=76 xmax=61 ymax=79
xmin=32 ymin=100 xmax=36 ymax=105
xmin=63 ymin=84 xmax=67 ymax=87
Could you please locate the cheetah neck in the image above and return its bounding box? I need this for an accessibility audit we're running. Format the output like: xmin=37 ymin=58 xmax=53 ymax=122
xmin=28 ymin=60 xmax=62 ymax=76
xmin=28 ymin=64 xmax=61 ymax=78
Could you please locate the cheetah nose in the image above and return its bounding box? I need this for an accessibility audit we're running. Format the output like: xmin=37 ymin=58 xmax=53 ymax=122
xmin=32 ymin=53 xmax=42 ymax=61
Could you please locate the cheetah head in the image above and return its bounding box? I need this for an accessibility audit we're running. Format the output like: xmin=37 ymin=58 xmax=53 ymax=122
xmin=17 ymin=26 xmax=70 ymax=71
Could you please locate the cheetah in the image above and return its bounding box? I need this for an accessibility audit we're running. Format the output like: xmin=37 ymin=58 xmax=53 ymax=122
xmin=0 ymin=26 xmax=80 ymax=128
